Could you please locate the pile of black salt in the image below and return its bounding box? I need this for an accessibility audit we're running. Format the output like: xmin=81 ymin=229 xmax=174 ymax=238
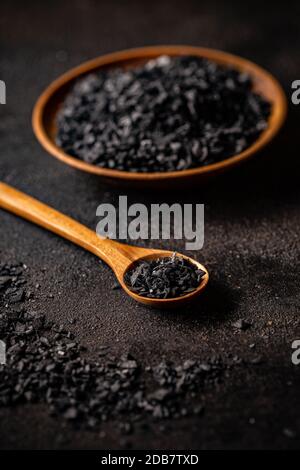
xmin=125 ymin=253 xmax=205 ymax=299
xmin=56 ymin=55 xmax=271 ymax=173
xmin=0 ymin=260 xmax=225 ymax=432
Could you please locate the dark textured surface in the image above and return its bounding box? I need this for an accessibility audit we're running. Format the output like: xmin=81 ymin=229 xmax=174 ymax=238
xmin=0 ymin=0 xmax=300 ymax=450
xmin=56 ymin=55 xmax=271 ymax=171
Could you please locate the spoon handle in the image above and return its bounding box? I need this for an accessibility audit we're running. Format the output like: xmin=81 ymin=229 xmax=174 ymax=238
xmin=0 ymin=182 xmax=132 ymax=271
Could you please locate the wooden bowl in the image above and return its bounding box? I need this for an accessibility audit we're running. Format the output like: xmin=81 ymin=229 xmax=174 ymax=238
xmin=32 ymin=45 xmax=287 ymax=188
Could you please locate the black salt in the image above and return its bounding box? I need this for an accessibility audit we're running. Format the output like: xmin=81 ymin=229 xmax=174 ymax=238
xmin=56 ymin=55 xmax=271 ymax=173
xmin=125 ymin=252 xmax=205 ymax=299
xmin=0 ymin=260 xmax=233 ymax=431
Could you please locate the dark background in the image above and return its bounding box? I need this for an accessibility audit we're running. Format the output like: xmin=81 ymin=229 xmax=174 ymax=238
xmin=0 ymin=0 xmax=300 ymax=450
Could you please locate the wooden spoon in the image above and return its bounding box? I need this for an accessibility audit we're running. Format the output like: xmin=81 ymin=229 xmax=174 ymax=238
xmin=0 ymin=183 xmax=209 ymax=308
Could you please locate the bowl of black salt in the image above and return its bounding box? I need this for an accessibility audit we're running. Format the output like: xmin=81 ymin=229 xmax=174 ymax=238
xmin=123 ymin=252 xmax=209 ymax=308
xmin=33 ymin=45 xmax=287 ymax=188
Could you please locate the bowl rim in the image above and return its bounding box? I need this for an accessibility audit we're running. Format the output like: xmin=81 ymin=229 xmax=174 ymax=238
xmin=32 ymin=45 xmax=287 ymax=181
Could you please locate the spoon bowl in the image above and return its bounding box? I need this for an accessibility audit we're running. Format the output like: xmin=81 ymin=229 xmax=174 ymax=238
xmin=119 ymin=251 xmax=209 ymax=308
xmin=0 ymin=183 xmax=209 ymax=309
xmin=32 ymin=45 xmax=287 ymax=189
